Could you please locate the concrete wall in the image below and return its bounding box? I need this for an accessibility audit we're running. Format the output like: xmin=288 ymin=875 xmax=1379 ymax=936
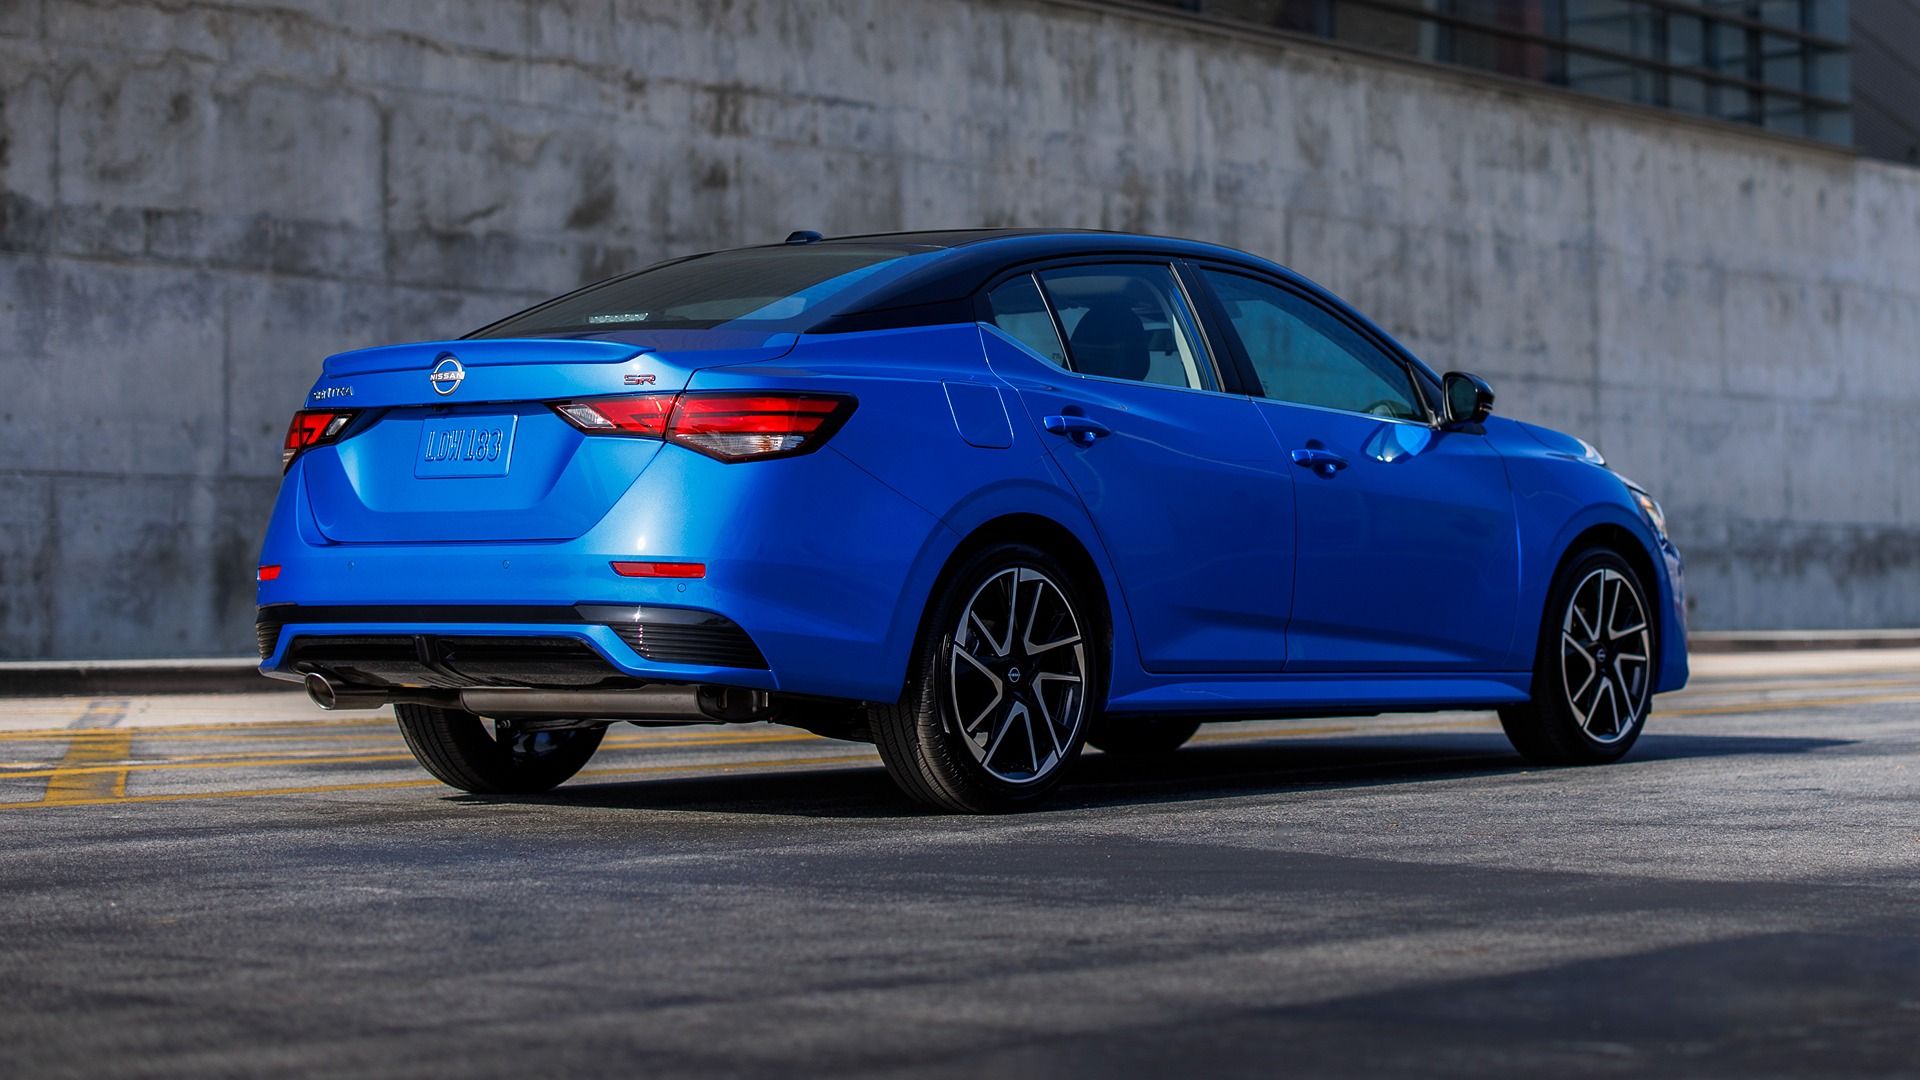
xmin=2 ymin=0 xmax=1917 ymax=658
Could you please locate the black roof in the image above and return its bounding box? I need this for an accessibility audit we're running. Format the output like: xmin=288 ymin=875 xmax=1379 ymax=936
xmin=811 ymin=227 xmax=1123 ymax=249
xmin=791 ymin=228 xmax=1299 ymax=326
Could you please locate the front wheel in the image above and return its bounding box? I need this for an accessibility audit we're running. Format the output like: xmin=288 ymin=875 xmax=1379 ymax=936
xmin=871 ymin=543 xmax=1101 ymax=813
xmin=1499 ymin=548 xmax=1657 ymax=765
xmin=395 ymin=704 xmax=605 ymax=794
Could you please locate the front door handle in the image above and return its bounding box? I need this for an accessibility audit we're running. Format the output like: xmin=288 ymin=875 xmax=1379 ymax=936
xmin=1291 ymin=447 xmax=1350 ymax=478
xmin=1043 ymin=414 xmax=1113 ymax=447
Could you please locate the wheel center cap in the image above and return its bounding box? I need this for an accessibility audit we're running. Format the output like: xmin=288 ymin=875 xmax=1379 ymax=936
xmin=1006 ymin=666 xmax=1022 ymax=684
xmin=1595 ymin=646 xmax=1609 ymax=664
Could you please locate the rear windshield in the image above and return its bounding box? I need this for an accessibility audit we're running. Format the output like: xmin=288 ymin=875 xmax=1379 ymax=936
xmin=471 ymin=245 xmax=936 ymax=337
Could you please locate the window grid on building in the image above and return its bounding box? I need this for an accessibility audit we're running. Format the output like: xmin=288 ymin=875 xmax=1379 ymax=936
xmin=1129 ymin=0 xmax=1852 ymax=144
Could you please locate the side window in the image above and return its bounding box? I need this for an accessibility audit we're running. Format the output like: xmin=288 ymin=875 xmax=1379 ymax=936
xmin=1202 ymin=270 xmax=1424 ymax=421
xmin=983 ymin=274 xmax=1068 ymax=368
xmin=1036 ymin=264 xmax=1216 ymax=390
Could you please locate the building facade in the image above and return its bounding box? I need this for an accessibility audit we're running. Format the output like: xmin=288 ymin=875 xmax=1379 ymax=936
xmin=1 ymin=0 xmax=1917 ymax=658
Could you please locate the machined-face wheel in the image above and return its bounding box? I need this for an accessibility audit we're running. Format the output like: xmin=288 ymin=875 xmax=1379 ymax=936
xmin=1559 ymin=566 xmax=1652 ymax=744
xmin=947 ymin=567 xmax=1088 ymax=784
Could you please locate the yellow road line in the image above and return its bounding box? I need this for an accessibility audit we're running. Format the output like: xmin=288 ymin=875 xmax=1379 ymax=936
xmin=4 ymin=673 xmax=1913 ymax=745
xmin=0 ymin=718 xmax=811 ymax=744
xmin=1675 ymin=675 xmax=1920 ymax=695
xmin=0 ymin=726 xmax=825 ymax=776
xmin=1661 ymin=692 xmax=1920 ymax=717
xmin=0 ymin=730 xmax=827 ymax=780
xmin=2 ymin=751 xmax=419 ymax=780
xmin=6 ymin=690 xmax=1914 ymax=810
xmin=0 ymin=718 xmax=392 ymax=742
xmin=0 ymin=752 xmax=881 ymax=812
xmin=38 ymin=699 xmax=133 ymax=806
xmin=6 ymin=690 xmax=1913 ymax=783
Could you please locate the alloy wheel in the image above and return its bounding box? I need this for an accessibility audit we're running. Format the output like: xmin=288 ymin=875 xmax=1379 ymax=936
xmin=947 ymin=567 xmax=1088 ymax=784
xmin=1559 ymin=567 xmax=1652 ymax=744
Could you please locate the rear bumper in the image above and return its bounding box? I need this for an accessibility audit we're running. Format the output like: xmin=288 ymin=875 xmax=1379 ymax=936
xmin=257 ymin=442 xmax=953 ymax=703
xmin=257 ymin=604 xmax=778 ymax=693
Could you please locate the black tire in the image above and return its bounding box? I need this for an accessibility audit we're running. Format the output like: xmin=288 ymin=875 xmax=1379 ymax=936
xmin=871 ymin=542 xmax=1102 ymax=813
xmin=395 ymin=703 xmax=605 ymax=794
xmin=1499 ymin=547 xmax=1657 ymax=765
xmin=1090 ymin=716 xmax=1201 ymax=756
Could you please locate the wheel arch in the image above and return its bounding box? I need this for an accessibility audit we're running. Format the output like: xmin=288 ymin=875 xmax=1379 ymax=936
xmin=912 ymin=513 xmax=1118 ymax=692
xmin=1539 ymin=521 xmax=1665 ymax=683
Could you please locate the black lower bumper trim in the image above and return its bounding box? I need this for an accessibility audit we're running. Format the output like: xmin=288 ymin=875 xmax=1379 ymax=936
xmin=258 ymin=603 xmax=769 ymax=670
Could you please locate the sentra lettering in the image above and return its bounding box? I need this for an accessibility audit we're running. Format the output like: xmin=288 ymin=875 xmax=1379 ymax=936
xmin=422 ymin=427 xmax=506 ymax=463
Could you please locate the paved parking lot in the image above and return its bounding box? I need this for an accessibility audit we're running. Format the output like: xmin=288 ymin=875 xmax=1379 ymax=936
xmin=3 ymin=651 xmax=1917 ymax=1077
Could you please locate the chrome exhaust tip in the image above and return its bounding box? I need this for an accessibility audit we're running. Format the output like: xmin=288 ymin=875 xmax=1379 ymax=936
xmin=305 ymin=672 xmax=388 ymax=711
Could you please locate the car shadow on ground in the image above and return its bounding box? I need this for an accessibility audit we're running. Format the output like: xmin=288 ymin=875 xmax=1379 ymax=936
xmin=454 ymin=729 xmax=1852 ymax=819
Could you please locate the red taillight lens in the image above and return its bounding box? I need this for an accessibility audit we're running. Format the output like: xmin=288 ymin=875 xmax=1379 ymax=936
xmin=552 ymin=392 xmax=854 ymax=462
xmin=257 ymin=564 xmax=282 ymax=582
xmin=281 ymin=410 xmax=355 ymax=470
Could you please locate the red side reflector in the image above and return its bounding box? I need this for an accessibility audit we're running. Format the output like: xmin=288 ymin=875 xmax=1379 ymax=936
xmin=257 ymin=565 xmax=282 ymax=581
xmin=611 ymin=561 xmax=706 ymax=579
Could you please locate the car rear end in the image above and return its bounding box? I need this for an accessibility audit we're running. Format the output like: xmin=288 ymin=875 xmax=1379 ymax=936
xmin=256 ymin=242 xmax=957 ymax=720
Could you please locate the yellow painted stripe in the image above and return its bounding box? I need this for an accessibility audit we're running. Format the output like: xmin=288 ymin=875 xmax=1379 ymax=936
xmin=0 ymin=718 xmax=392 ymax=742
xmin=0 ymin=729 xmax=827 ymax=780
xmin=37 ymin=699 xmax=135 ymax=805
xmin=1675 ymin=675 xmax=1920 ymax=695
xmin=0 ymin=752 xmax=881 ymax=812
xmin=1661 ymin=691 xmax=1920 ymax=717
xmin=39 ymin=729 xmax=134 ymax=803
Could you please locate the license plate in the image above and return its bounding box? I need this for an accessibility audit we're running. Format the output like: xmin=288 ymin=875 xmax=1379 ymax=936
xmin=416 ymin=415 xmax=517 ymax=478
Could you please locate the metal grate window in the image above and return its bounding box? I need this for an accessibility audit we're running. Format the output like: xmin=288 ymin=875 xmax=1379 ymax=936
xmin=1128 ymin=0 xmax=1852 ymax=144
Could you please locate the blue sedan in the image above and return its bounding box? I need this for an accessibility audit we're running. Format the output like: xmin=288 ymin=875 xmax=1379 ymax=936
xmin=258 ymin=229 xmax=1687 ymax=812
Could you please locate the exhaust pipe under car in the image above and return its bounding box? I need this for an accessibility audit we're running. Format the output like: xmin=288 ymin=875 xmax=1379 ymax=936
xmin=304 ymin=672 xmax=391 ymax=711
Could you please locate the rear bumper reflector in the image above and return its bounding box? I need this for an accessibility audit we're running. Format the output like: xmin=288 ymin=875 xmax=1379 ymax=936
xmin=611 ymin=560 xmax=706 ymax=578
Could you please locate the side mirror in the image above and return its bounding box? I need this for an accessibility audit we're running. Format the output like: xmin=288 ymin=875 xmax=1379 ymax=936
xmin=1442 ymin=371 xmax=1495 ymax=427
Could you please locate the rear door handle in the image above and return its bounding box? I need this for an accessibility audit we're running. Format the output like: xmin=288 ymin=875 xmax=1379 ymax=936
xmin=1043 ymin=414 xmax=1113 ymax=446
xmin=1291 ymin=447 xmax=1350 ymax=477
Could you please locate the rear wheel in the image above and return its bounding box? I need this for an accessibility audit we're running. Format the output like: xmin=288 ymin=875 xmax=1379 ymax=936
xmin=1499 ymin=548 xmax=1656 ymax=765
xmin=1090 ymin=716 xmax=1201 ymax=756
xmin=871 ymin=543 xmax=1100 ymax=813
xmin=395 ymin=704 xmax=605 ymax=794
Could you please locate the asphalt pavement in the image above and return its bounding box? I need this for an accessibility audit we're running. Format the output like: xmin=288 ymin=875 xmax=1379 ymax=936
xmin=2 ymin=650 xmax=1917 ymax=1077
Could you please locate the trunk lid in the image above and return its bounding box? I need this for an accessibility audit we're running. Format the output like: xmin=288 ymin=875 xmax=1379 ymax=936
xmin=298 ymin=333 xmax=794 ymax=543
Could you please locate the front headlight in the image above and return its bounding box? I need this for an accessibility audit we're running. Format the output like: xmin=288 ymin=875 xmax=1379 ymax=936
xmin=1627 ymin=484 xmax=1667 ymax=538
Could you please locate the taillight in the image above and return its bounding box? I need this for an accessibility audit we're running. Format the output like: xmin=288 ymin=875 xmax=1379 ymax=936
xmin=551 ymin=392 xmax=855 ymax=462
xmin=554 ymin=396 xmax=673 ymax=436
xmin=281 ymin=410 xmax=356 ymax=470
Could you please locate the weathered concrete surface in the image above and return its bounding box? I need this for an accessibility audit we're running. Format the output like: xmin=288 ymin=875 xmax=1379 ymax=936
xmin=1 ymin=0 xmax=1917 ymax=657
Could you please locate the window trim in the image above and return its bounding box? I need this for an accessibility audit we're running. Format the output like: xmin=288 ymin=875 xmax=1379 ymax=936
xmin=1187 ymin=261 xmax=1442 ymax=426
xmin=973 ymin=257 xmax=1241 ymax=398
xmin=978 ymin=271 xmax=1074 ymax=370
